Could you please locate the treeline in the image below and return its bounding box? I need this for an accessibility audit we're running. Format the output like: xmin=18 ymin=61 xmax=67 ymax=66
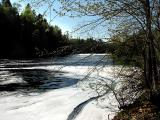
xmin=0 ymin=0 xmax=108 ymax=59
xmin=0 ymin=0 xmax=68 ymax=58
xmin=106 ymin=30 xmax=160 ymax=67
xmin=69 ymin=38 xmax=107 ymax=53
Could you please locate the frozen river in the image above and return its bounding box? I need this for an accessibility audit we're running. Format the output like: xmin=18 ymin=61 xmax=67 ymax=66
xmin=0 ymin=54 xmax=119 ymax=120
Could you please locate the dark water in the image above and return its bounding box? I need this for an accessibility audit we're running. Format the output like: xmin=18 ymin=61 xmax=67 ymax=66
xmin=0 ymin=54 xmax=112 ymax=94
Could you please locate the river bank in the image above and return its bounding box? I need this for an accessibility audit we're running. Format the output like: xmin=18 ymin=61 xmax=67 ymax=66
xmin=0 ymin=54 xmax=119 ymax=120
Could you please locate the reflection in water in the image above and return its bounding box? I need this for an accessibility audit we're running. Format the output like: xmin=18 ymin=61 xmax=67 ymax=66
xmin=0 ymin=54 xmax=112 ymax=68
xmin=0 ymin=69 xmax=78 ymax=93
xmin=0 ymin=54 xmax=110 ymax=94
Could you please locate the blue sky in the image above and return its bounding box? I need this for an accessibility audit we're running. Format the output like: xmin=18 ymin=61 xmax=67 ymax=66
xmin=10 ymin=0 xmax=110 ymax=39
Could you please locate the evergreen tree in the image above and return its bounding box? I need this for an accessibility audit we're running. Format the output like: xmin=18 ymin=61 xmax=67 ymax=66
xmin=0 ymin=1 xmax=68 ymax=58
xmin=21 ymin=4 xmax=36 ymax=23
xmin=2 ymin=0 xmax=12 ymax=7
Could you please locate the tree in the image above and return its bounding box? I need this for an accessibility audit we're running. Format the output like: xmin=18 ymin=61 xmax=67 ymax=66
xmin=0 ymin=0 xmax=69 ymax=58
xmin=24 ymin=0 xmax=160 ymax=107
xmin=21 ymin=3 xmax=36 ymax=23
xmin=2 ymin=0 xmax=12 ymax=7
xmin=0 ymin=0 xmax=21 ymax=58
xmin=62 ymin=0 xmax=159 ymax=93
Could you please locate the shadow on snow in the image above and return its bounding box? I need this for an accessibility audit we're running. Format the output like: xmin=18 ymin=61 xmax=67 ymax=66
xmin=0 ymin=54 xmax=113 ymax=68
xmin=0 ymin=69 xmax=78 ymax=94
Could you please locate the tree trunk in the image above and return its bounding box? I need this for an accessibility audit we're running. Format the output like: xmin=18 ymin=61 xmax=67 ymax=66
xmin=144 ymin=0 xmax=159 ymax=94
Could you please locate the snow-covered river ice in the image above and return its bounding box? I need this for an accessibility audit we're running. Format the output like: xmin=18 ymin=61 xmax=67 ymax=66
xmin=0 ymin=54 xmax=119 ymax=120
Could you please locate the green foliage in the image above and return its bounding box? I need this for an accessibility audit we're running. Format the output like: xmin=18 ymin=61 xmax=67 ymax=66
xmin=69 ymin=38 xmax=106 ymax=53
xmin=2 ymin=0 xmax=12 ymax=7
xmin=106 ymin=31 xmax=145 ymax=67
xmin=0 ymin=0 xmax=69 ymax=58
xmin=21 ymin=4 xmax=36 ymax=23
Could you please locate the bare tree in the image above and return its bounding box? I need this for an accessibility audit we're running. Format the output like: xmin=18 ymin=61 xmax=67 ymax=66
xmin=24 ymin=0 xmax=160 ymax=104
xmin=39 ymin=0 xmax=158 ymax=90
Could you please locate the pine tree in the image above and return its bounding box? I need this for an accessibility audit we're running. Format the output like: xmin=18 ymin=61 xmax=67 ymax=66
xmin=2 ymin=0 xmax=12 ymax=7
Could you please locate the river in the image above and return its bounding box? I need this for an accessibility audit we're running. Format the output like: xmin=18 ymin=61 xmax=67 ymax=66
xmin=0 ymin=54 xmax=119 ymax=120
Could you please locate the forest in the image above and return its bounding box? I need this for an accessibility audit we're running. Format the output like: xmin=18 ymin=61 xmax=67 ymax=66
xmin=0 ymin=0 xmax=106 ymax=59
xmin=0 ymin=1 xmax=66 ymax=58
xmin=0 ymin=0 xmax=160 ymax=120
